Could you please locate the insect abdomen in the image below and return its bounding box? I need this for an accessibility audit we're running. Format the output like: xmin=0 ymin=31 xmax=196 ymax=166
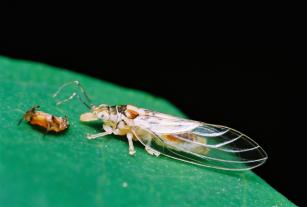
xmin=162 ymin=134 xmax=209 ymax=155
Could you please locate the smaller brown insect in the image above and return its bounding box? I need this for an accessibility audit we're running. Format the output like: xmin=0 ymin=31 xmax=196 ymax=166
xmin=19 ymin=105 xmax=69 ymax=133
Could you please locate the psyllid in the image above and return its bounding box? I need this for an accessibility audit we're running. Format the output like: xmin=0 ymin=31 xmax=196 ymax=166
xmin=53 ymin=81 xmax=267 ymax=171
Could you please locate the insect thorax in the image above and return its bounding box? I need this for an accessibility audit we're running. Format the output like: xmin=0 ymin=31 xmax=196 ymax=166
xmin=102 ymin=105 xmax=141 ymax=134
xmin=100 ymin=105 xmax=126 ymax=126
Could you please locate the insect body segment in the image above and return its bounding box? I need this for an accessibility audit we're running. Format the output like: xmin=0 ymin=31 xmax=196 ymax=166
xmin=80 ymin=104 xmax=140 ymax=155
xmin=20 ymin=106 xmax=69 ymax=133
xmin=54 ymin=81 xmax=268 ymax=171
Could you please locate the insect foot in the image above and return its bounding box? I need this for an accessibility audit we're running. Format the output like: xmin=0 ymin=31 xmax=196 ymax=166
xmin=129 ymin=148 xmax=136 ymax=156
xmin=86 ymin=134 xmax=96 ymax=139
xmin=145 ymin=146 xmax=161 ymax=157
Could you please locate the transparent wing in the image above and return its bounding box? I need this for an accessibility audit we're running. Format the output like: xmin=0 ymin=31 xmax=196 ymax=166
xmin=132 ymin=111 xmax=268 ymax=171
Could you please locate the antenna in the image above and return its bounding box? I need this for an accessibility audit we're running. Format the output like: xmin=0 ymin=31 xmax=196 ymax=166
xmin=53 ymin=81 xmax=93 ymax=109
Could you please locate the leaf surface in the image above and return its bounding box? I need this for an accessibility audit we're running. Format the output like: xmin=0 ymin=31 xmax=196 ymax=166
xmin=0 ymin=56 xmax=295 ymax=207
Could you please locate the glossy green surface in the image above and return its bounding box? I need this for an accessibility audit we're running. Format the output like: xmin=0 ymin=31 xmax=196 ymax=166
xmin=0 ymin=56 xmax=295 ymax=207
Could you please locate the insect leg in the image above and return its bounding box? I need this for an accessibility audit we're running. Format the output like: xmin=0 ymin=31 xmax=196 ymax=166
xmin=86 ymin=124 xmax=113 ymax=139
xmin=17 ymin=117 xmax=24 ymax=126
xmin=145 ymin=146 xmax=160 ymax=157
xmin=127 ymin=133 xmax=136 ymax=156
xmin=18 ymin=105 xmax=40 ymax=125
xmin=43 ymin=122 xmax=51 ymax=137
xmin=137 ymin=137 xmax=160 ymax=156
xmin=86 ymin=132 xmax=111 ymax=139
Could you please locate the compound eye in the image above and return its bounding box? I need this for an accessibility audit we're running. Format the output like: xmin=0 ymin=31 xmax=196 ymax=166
xmin=97 ymin=111 xmax=109 ymax=120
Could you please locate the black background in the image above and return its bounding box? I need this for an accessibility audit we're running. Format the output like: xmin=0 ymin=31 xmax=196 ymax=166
xmin=0 ymin=46 xmax=304 ymax=206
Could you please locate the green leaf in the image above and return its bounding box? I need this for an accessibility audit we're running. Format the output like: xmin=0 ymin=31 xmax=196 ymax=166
xmin=0 ymin=56 xmax=295 ymax=207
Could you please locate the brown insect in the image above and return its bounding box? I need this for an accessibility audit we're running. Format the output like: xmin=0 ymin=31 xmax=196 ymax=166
xmin=19 ymin=106 xmax=69 ymax=133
